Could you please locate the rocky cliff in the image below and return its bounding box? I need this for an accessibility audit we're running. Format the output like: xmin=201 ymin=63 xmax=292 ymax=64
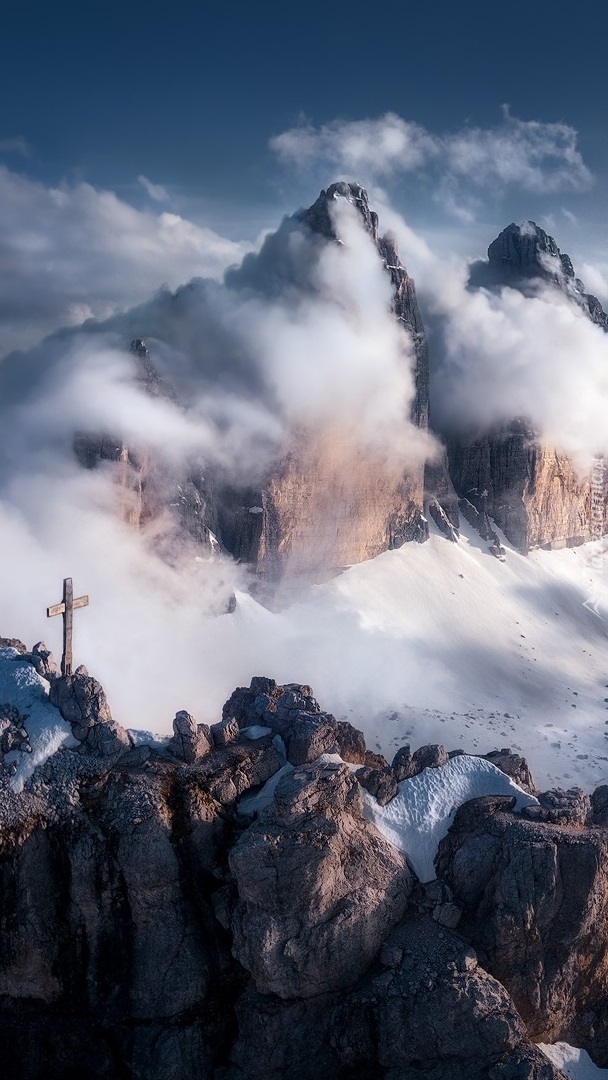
xmin=74 ymin=185 xmax=452 ymax=582
xmin=4 ymin=640 xmax=608 ymax=1078
xmin=447 ymin=223 xmax=607 ymax=552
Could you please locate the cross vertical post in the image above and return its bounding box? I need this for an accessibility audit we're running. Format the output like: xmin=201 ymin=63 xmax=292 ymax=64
xmin=47 ymin=577 xmax=89 ymax=676
xmin=63 ymin=576 xmax=73 ymax=676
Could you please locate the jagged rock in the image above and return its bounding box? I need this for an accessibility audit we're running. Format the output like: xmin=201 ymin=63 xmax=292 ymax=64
xmin=411 ymin=742 xmax=449 ymax=773
xmin=0 ymin=637 xmax=27 ymax=654
xmin=363 ymin=749 xmax=390 ymax=769
xmin=167 ymin=710 xmax=211 ymax=764
xmin=228 ymin=761 xmax=413 ymax=998
xmin=49 ymin=671 xmax=131 ymax=756
xmin=522 ymin=786 xmax=590 ymax=825
xmin=429 ymin=498 xmax=459 ymax=541
xmin=447 ymin=223 xmax=608 ymax=554
xmin=333 ymin=719 xmax=367 ymax=764
xmin=425 ymin=452 xmax=461 ymax=530
xmin=29 ymin=641 xmax=58 ymax=680
xmin=0 ymin=703 xmax=31 ymax=760
xmin=191 ymin=736 xmax=283 ymax=806
xmin=469 ymin=221 xmax=608 ymax=332
xmin=226 ymin=983 xmax=342 ymax=1080
xmin=211 ymin=715 xmax=240 ymax=747
xmin=355 ymin=765 xmax=398 ymax=805
xmin=224 ymin=182 xmax=431 ymax=579
xmin=484 ymin=749 xmax=535 ymax=793
xmin=0 ymin=760 xmax=235 ymax=1079
xmin=331 ymin=913 xmax=561 ymax=1078
xmin=222 ymin=678 xmax=337 ymax=765
xmin=449 ymin=426 xmax=594 ymax=553
xmin=392 ymin=743 xmax=415 ymax=780
xmin=436 ymin=794 xmax=608 ymax=1062
xmin=591 ymin=784 xmax=608 ymax=825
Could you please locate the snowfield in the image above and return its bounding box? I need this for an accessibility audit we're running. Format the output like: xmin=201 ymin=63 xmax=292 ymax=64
xmin=2 ymin=517 xmax=608 ymax=795
xmin=226 ymin=519 xmax=608 ymax=792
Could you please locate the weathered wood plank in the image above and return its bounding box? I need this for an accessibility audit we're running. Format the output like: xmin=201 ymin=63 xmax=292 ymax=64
xmin=63 ymin=577 xmax=73 ymax=677
xmin=47 ymin=577 xmax=89 ymax=677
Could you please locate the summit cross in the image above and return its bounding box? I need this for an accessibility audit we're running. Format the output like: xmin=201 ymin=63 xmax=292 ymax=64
xmin=47 ymin=577 xmax=89 ymax=676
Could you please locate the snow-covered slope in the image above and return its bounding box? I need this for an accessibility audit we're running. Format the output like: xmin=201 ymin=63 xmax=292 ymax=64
xmin=224 ymin=519 xmax=608 ymax=791
xmin=2 ymin=518 xmax=607 ymax=794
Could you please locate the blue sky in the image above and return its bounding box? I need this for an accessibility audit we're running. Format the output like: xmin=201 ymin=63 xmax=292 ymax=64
xmin=0 ymin=0 xmax=607 ymax=352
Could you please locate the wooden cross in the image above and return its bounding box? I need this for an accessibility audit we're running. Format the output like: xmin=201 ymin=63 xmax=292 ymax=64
xmin=47 ymin=577 xmax=89 ymax=677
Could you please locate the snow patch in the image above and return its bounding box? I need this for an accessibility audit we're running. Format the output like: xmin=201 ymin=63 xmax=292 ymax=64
xmin=0 ymin=648 xmax=75 ymax=792
xmin=362 ymin=755 xmax=537 ymax=882
xmin=538 ymin=1042 xmax=608 ymax=1078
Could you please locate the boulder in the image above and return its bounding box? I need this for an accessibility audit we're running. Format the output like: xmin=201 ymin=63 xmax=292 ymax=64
xmin=29 ymin=642 xmax=59 ymax=680
xmin=355 ymin=765 xmax=398 ymax=805
xmin=332 ymin=913 xmax=565 ymax=1078
xmin=228 ymin=761 xmax=413 ymax=998
xmin=411 ymin=743 xmax=449 ymax=773
xmin=484 ymin=749 xmax=535 ymax=793
xmin=522 ymin=787 xmax=590 ymax=826
xmin=333 ymin=719 xmax=367 ymax=764
xmin=222 ymin=678 xmax=337 ymax=765
xmin=49 ymin=671 xmax=131 ymax=756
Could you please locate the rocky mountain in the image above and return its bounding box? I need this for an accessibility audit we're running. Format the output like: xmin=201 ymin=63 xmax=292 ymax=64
xmin=469 ymin=220 xmax=608 ymax=332
xmin=74 ymin=184 xmax=456 ymax=582
xmin=446 ymin=222 xmax=608 ymax=553
xmin=60 ymin=206 xmax=608 ymax=565
xmin=10 ymin=640 xmax=608 ymax=1077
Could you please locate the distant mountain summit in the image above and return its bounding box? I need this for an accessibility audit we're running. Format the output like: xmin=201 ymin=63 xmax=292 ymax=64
xmin=447 ymin=221 xmax=607 ymax=553
xmin=469 ymin=220 xmax=608 ymax=331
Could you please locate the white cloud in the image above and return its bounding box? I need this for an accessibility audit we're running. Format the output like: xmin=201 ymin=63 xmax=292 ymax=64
xmin=137 ymin=173 xmax=170 ymax=202
xmin=579 ymin=261 xmax=608 ymax=305
xmin=0 ymin=165 xmax=250 ymax=356
xmin=428 ymin=260 xmax=608 ymax=466
xmin=271 ymin=113 xmax=438 ymax=177
xmin=271 ymin=107 xmax=593 ymax=220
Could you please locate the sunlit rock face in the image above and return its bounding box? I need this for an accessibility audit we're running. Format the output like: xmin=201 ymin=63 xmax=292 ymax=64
xmin=224 ymin=182 xmax=436 ymax=581
xmin=447 ymin=223 xmax=608 ymax=552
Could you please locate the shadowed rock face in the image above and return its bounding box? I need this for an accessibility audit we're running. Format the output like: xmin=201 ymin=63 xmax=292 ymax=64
xmin=446 ymin=222 xmax=608 ymax=552
xmin=436 ymin=796 xmax=608 ymax=1065
xmin=448 ymin=421 xmax=592 ymax=553
xmin=226 ymin=761 xmax=413 ymax=999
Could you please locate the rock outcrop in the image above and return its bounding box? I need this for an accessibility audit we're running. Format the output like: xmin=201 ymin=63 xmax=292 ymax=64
xmin=436 ymin=794 xmax=608 ymax=1066
xmin=1 ymin=660 xmax=603 ymax=1079
xmin=225 ymin=761 xmax=412 ymax=998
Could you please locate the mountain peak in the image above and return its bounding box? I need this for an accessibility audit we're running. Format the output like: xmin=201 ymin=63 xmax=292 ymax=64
xmin=300 ymin=181 xmax=379 ymax=243
xmin=469 ymin=220 xmax=608 ymax=331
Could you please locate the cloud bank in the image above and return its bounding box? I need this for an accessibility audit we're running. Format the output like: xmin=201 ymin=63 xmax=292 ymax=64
xmin=271 ymin=107 xmax=593 ymax=221
xmin=0 ymin=191 xmax=432 ymax=729
xmin=0 ymin=165 xmax=249 ymax=356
